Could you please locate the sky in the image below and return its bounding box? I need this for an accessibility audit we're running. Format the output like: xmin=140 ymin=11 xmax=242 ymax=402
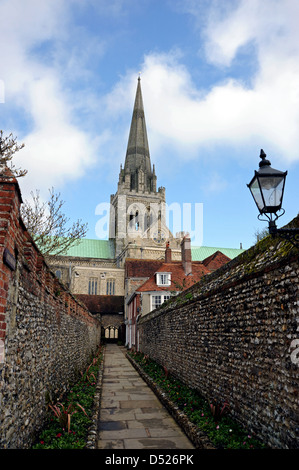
xmin=0 ymin=0 xmax=298 ymax=250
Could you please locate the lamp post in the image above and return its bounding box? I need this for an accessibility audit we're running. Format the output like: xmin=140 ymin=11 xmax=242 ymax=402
xmin=247 ymin=149 xmax=299 ymax=248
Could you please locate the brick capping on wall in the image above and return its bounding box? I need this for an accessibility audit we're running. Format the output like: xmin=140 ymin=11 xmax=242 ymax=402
xmin=0 ymin=168 xmax=99 ymax=333
xmin=138 ymin=216 xmax=299 ymax=449
xmin=0 ymin=168 xmax=101 ymax=448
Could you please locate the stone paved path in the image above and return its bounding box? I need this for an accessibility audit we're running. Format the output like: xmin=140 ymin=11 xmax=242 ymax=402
xmin=97 ymin=344 xmax=194 ymax=450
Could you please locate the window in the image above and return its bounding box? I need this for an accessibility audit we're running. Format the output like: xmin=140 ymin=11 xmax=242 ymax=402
xmin=106 ymin=279 xmax=115 ymax=295
xmin=152 ymin=294 xmax=170 ymax=310
xmin=160 ymin=274 xmax=168 ymax=285
xmin=104 ymin=326 xmax=118 ymax=339
xmin=88 ymin=277 xmax=98 ymax=295
xmin=135 ymin=211 xmax=139 ymax=230
xmin=129 ymin=211 xmax=139 ymax=231
xmin=156 ymin=273 xmax=171 ymax=286
xmin=152 ymin=295 xmax=162 ymax=310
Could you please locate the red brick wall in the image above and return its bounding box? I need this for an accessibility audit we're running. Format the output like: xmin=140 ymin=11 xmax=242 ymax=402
xmin=0 ymin=170 xmax=98 ymax=334
xmin=0 ymin=170 xmax=21 ymax=341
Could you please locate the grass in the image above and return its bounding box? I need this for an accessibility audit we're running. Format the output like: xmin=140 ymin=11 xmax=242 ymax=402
xmin=32 ymin=345 xmax=103 ymax=449
xmin=128 ymin=350 xmax=266 ymax=450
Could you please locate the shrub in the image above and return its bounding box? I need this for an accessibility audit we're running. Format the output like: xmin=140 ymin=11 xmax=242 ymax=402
xmin=128 ymin=350 xmax=266 ymax=449
xmin=32 ymin=346 xmax=103 ymax=449
xmin=209 ymin=399 xmax=230 ymax=424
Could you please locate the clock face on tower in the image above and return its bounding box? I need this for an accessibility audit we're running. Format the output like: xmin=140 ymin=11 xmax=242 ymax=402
xmin=153 ymin=230 xmax=166 ymax=245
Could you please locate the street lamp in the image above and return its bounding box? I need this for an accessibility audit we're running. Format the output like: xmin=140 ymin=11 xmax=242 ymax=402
xmin=247 ymin=149 xmax=299 ymax=247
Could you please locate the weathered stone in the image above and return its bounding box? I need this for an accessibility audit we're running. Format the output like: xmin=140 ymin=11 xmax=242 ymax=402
xmin=138 ymin=234 xmax=299 ymax=449
xmin=0 ymin=174 xmax=101 ymax=449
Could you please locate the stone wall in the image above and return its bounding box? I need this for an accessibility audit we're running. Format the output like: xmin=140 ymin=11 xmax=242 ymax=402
xmin=48 ymin=257 xmax=125 ymax=296
xmin=138 ymin=219 xmax=299 ymax=449
xmin=0 ymin=169 xmax=101 ymax=449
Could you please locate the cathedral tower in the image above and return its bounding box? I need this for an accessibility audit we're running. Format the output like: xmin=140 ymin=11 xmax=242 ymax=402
xmin=109 ymin=78 xmax=180 ymax=264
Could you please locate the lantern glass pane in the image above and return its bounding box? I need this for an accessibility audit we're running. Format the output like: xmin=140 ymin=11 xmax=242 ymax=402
xmin=249 ymin=177 xmax=265 ymax=211
xmin=259 ymin=175 xmax=284 ymax=209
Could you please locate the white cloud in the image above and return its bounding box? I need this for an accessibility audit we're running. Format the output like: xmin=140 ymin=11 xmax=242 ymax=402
xmin=14 ymin=75 xmax=98 ymax=192
xmin=0 ymin=0 xmax=102 ymax=199
xmin=125 ymin=0 xmax=299 ymax=165
xmin=202 ymin=0 xmax=298 ymax=67
xmin=2 ymin=0 xmax=299 ymax=206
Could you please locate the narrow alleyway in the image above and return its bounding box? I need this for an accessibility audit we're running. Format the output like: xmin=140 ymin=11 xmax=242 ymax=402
xmin=97 ymin=344 xmax=194 ymax=450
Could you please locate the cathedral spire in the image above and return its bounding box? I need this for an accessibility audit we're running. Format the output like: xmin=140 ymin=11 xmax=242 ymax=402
xmin=124 ymin=77 xmax=151 ymax=177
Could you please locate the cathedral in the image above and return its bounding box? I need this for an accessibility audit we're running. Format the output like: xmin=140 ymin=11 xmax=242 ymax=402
xmin=109 ymin=77 xmax=182 ymax=264
xmin=48 ymin=78 xmax=244 ymax=345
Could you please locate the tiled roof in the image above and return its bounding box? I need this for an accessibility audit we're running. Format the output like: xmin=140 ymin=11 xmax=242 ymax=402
xmin=136 ymin=262 xmax=210 ymax=293
xmin=202 ymin=251 xmax=232 ymax=272
xmin=125 ymin=259 xmax=164 ymax=278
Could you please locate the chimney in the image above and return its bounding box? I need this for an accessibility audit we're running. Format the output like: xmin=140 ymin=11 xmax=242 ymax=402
xmin=181 ymin=236 xmax=192 ymax=275
xmin=165 ymin=241 xmax=172 ymax=263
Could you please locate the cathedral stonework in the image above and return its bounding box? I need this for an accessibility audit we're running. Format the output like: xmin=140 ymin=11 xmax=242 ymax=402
xmin=49 ymin=78 xmax=179 ymax=296
xmin=47 ymin=78 xmax=243 ymax=342
xmin=109 ymin=77 xmax=181 ymax=265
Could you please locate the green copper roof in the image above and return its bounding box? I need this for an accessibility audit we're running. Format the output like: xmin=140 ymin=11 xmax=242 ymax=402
xmin=191 ymin=246 xmax=245 ymax=261
xmin=58 ymin=238 xmax=115 ymax=259
xmin=54 ymin=238 xmax=243 ymax=261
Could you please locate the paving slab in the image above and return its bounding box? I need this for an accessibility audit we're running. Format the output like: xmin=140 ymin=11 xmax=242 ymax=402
xmin=96 ymin=344 xmax=194 ymax=450
xmin=100 ymin=409 xmax=140 ymax=422
xmin=123 ymin=437 xmax=193 ymax=450
xmin=99 ymin=428 xmax=149 ymax=440
xmin=120 ymin=400 xmax=162 ymax=409
xmin=100 ymin=439 xmax=125 ymax=449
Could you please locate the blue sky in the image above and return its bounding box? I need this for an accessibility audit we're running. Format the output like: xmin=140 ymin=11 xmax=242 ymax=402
xmin=0 ymin=0 xmax=298 ymax=250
